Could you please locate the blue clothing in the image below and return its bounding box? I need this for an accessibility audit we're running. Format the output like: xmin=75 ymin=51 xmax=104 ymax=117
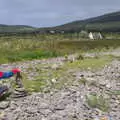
xmin=0 ymin=71 xmax=14 ymax=79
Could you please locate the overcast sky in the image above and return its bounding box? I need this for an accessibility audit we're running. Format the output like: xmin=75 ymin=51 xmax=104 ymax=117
xmin=0 ymin=0 xmax=120 ymax=27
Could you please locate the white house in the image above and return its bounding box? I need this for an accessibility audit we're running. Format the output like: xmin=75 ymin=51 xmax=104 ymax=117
xmin=49 ymin=30 xmax=55 ymax=34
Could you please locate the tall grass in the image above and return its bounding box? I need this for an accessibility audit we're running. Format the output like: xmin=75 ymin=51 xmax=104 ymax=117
xmin=0 ymin=34 xmax=120 ymax=63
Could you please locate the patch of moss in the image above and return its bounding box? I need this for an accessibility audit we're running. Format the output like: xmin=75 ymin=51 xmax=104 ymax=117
xmin=108 ymin=90 xmax=120 ymax=95
xmin=79 ymin=78 xmax=87 ymax=85
xmin=86 ymin=93 xmax=109 ymax=112
xmin=64 ymin=55 xmax=112 ymax=70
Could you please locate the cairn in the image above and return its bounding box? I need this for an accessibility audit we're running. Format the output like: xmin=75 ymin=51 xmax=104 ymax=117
xmin=11 ymin=72 xmax=28 ymax=98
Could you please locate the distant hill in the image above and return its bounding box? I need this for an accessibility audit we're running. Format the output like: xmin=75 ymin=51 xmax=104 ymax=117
xmin=51 ymin=11 xmax=120 ymax=33
xmin=0 ymin=24 xmax=36 ymax=33
xmin=0 ymin=11 xmax=120 ymax=34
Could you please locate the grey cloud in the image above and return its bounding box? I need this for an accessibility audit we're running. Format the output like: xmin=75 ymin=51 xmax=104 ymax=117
xmin=0 ymin=0 xmax=120 ymax=27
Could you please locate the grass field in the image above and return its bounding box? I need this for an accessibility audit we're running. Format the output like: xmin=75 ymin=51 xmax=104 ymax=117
xmin=0 ymin=34 xmax=120 ymax=63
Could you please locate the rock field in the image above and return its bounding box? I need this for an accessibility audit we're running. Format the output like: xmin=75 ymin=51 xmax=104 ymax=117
xmin=0 ymin=51 xmax=120 ymax=120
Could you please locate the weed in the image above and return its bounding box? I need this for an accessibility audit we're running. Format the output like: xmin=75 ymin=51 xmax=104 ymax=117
xmin=79 ymin=78 xmax=87 ymax=85
xmin=76 ymin=54 xmax=84 ymax=60
xmin=86 ymin=93 xmax=109 ymax=112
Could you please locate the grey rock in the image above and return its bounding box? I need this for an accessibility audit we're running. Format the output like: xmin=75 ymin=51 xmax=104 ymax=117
xmin=0 ymin=101 xmax=10 ymax=109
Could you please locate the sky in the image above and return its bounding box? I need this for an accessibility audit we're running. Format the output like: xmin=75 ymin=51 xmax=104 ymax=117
xmin=0 ymin=0 xmax=120 ymax=27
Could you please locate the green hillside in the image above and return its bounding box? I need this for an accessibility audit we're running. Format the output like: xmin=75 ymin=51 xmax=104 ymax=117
xmin=51 ymin=11 xmax=120 ymax=32
xmin=0 ymin=24 xmax=36 ymax=33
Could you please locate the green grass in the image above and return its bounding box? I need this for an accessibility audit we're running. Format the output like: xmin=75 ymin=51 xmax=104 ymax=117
xmin=107 ymin=90 xmax=120 ymax=95
xmin=22 ymin=75 xmax=46 ymax=92
xmin=64 ymin=55 xmax=112 ymax=70
xmin=58 ymin=39 xmax=120 ymax=52
xmin=86 ymin=93 xmax=109 ymax=112
xmin=0 ymin=34 xmax=120 ymax=63
xmin=5 ymin=50 xmax=59 ymax=62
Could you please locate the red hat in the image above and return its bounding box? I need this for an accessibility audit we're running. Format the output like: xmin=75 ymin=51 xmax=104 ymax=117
xmin=12 ymin=68 xmax=21 ymax=74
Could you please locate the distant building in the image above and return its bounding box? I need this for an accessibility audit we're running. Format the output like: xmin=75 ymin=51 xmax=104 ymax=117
xmin=80 ymin=30 xmax=88 ymax=35
xmin=79 ymin=30 xmax=88 ymax=38
xmin=89 ymin=32 xmax=103 ymax=40
xmin=49 ymin=30 xmax=55 ymax=34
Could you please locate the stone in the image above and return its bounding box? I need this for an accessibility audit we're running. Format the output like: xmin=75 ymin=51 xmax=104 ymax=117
xmin=54 ymin=103 xmax=66 ymax=110
xmin=15 ymin=88 xmax=26 ymax=92
xmin=51 ymin=78 xmax=57 ymax=83
xmin=41 ymin=117 xmax=47 ymax=120
xmin=11 ymin=90 xmax=28 ymax=98
xmin=0 ymin=101 xmax=10 ymax=109
xmin=0 ymin=111 xmax=6 ymax=119
xmin=51 ymin=64 xmax=60 ymax=70
xmin=106 ymin=83 xmax=111 ymax=88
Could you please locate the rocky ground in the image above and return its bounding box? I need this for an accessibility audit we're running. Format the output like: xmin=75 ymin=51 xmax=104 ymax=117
xmin=0 ymin=50 xmax=120 ymax=120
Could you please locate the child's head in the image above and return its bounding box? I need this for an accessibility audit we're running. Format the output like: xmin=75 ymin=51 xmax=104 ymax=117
xmin=12 ymin=68 xmax=21 ymax=74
